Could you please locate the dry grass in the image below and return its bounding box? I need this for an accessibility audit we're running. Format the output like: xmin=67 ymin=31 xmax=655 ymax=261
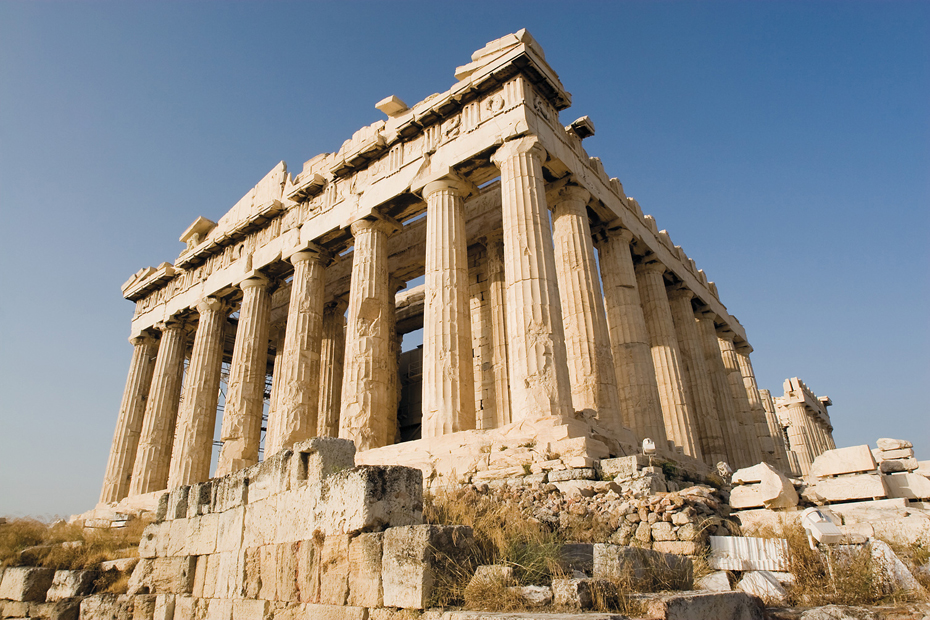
xmin=0 ymin=517 xmax=147 ymax=571
xmin=757 ymin=520 xmax=928 ymax=607
xmin=425 ymin=486 xmax=690 ymax=613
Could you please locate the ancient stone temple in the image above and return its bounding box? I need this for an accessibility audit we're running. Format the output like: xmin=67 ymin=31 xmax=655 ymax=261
xmin=769 ymin=377 xmax=836 ymax=476
xmin=100 ymin=29 xmax=791 ymax=506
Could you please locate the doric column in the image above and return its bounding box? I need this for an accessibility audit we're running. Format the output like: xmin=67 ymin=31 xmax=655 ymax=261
xmin=759 ymin=388 xmax=791 ymax=470
xmin=695 ymin=310 xmax=747 ymax=467
xmin=421 ymin=175 xmax=476 ymax=437
xmin=318 ymin=298 xmax=347 ymax=437
xmin=129 ymin=319 xmax=189 ymax=496
xmin=386 ymin=276 xmax=404 ymax=445
xmin=339 ymin=217 xmax=396 ymax=451
xmin=216 ymin=275 xmax=273 ymax=476
xmin=717 ymin=331 xmax=763 ymax=465
xmin=634 ymin=259 xmax=702 ymax=459
xmin=265 ymin=325 xmax=286 ymax=428
xmin=735 ymin=347 xmax=779 ymax=467
xmin=595 ymin=227 xmax=667 ymax=448
xmin=100 ymin=333 xmax=159 ymax=503
xmin=786 ymin=402 xmax=815 ymax=475
xmin=167 ymin=297 xmax=230 ymax=488
xmin=486 ymin=233 xmax=511 ymax=429
xmin=490 ymin=138 xmax=573 ymax=421
xmin=551 ymin=184 xmax=622 ymax=432
xmin=667 ymin=287 xmax=726 ymax=465
xmin=265 ymin=249 xmax=328 ymax=455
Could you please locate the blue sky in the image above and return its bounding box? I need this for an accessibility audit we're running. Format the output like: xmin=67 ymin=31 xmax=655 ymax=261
xmin=1 ymin=1 xmax=927 ymax=517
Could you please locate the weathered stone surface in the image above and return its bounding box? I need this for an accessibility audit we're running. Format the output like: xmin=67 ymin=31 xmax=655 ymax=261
xmin=884 ymin=472 xmax=930 ymax=499
xmin=45 ymin=569 xmax=96 ymax=601
xmin=101 ymin=558 xmax=139 ymax=573
xmin=696 ymin=570 xmax=731 ymax=591
xmin=709 ymin=536 xmax=789 ymax=571
xmin=128 ymin=556 xmax=196 ymax=595
xmin=799 ymin=605 xmax=878 ymax=620
xmin=319 ymin=534 xmax=350 ymax=605
xmin=737 ymin=570 xmax=787 ymax=604
xmin=879 ymin=447 xmax=915 ymax=459
xmin=508 ymin=585 xmax=552 ymax=606
xmin=642 ymin=590 xmax=764 ymax=620
xmin=870 ymin=539 xmax=923 ymax=593
xmin=382 ymin=525 xmax=474 ymax=609
xmin=730 ymin=462 xmax=798 ymax=510
xmin=810 ymin=445 xmax=876 ymax=479
xmin=652 ymin=540 xmax=702 ymax=555
xmin=592 ymin=543 xmax=692 ymax=588
xmin=0 ymin=566 xmax=55 ymax=602
xmin=558 ymin=543 xmax=593 ymax=575
xmin=35 ymin=599 xmax=82 ymax=620
xmin=879 ymin=457 xmax=919 ymax=473
xmin=79 ymin=594 xmax=134 ymax=620
xmin=811 ymin=473 xmax=888 ymax=502
xmin=876 ymin=438 xmax=912 ymax=451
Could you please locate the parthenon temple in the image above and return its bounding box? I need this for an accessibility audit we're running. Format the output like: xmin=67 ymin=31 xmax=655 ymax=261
xmin=99 ymin=30 xmax=834 ymax=505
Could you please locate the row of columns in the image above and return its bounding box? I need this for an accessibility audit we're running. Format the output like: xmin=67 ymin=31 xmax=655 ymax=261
xmin=102 ymin=134 xmax=783 ymax=504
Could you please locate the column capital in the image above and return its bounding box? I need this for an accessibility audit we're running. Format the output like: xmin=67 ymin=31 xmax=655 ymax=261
xmin=735 ymin=341 xmax=753 ymax=355
xmin=666 ymin=284 xmax=694 ymax=303
xmin=695 ymin=308 xmax=718 ymax=322
xmin=634 ymin=258 xmax=666 ymax=277
xmin=350 ymin=214 xmax=401 ymax=237
xmin=490 ymin=135 xmax=547 ymax=168
xmin=128 ymin=332 xmax=158 ymax=347
xmin=547 ymin=181 xmax=590 ymax=208
xmin=716 ymin=327 xmax=736 ymax=342
xmin=155 ymin=316 xmax=189 ymax=333
xmin=421 ymin=173 xmax=478 ymax=201
xmin=239 ymin=273 xmax=271 ymax=291
xmin=290 ymin=245 xmax=332 ymax=267
xmin=599 ymin=225 xmax=634 ymax=246
xmin=196 ymin=296 xmax=232 ymax=316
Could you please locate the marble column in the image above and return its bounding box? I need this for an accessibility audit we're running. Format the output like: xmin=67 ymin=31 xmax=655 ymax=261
xmin=667 ymin=287 xmax=726 ymax=465
xmin=422 ymin=176 xmax=476 ymax=437
xmin=100 ymin=333 xmax=159 ymax=503
xmin=168 ymin=297 xmax=230 ymax=488
xmin=735 ymin=347 xmax=779 ymax=467
xmin=490 ymin=137 xmax=573 ymax=421
xmin=786 ymin=402 xmax=815 ymax=475
xmin=486 ymin=233 xmax=512 ymax=429
xmin=216 ymin=275 xmax=273 ymax=476
xmin=634 ymin=259 xmax=701 ymax=459
xmin=265 ymin=249 xmax=328 ymax=455
xmin=759 ymin=388 xmax=791 ymax=470
xmin=551 ymin=184 xmax=622 ymax=432
xmin=695 ymin=310 xmax=746 ymax=467
xmin=129 ymin=319 xmax=189 ymax=496
xmin=339 ymin=217 xmax=395 ymax=451
xmin=717 ymin=331 xmax=763 ymax=465
xmin=386 ymin=277 xmax=404 ymax=445
xmin=265 ymin=325 xmax=287 ymax=429
xmin=595 ymin=228 xmax=667 ymax=448
xmin=317 ymin=298 xmax=347 ymax=437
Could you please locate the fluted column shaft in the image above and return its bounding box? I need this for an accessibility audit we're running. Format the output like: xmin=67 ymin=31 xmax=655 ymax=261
xmin=422 ymin=177 xmax=476 ymax=437
xmin=339 ymin=218 xmax=395 ymax=451
xmin=216 ymin=275 xmax=272 ymax=476
xmin=265 ymin=250 xmax=327 ymax=455
xmin=168 ymin=298 xmax=229 ymax=488
xmin=486 ymin=233 xmax=511 ymax=428
xmin=551 ymin=185 xmax=622 ymax=432
xmin=634 ymin=260 xmax=701 ymax=458
xmin=695 ymin=312 xmax=746 ymax=466
xmin=667 ymin=289 xmax=726 ymax=465
xmin=717 ymin=332 xmax=763 ymax=465
xmin=735 ymin=348 xmax=778 ymax=466
xmin=759 ymin=388 xmax=791 ymax=469
xmin=318 ymin=299 xmax=347 ymax=437
xmin=129 ymin=320 xmax=189 ymax=496
xmin=490 ymin=138 xmax=573 ymax=421
xmin=596 ymin=228 xmax=667 ymax=447
xmin=100 ymin=334 xmax=159 ymax=503
xmin=787 ymin=402 xmax=815 ymax=475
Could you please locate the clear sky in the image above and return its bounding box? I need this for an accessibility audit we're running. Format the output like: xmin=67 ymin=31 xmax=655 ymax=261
xmin=1 ymin=1 xmax=927 ymax=517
